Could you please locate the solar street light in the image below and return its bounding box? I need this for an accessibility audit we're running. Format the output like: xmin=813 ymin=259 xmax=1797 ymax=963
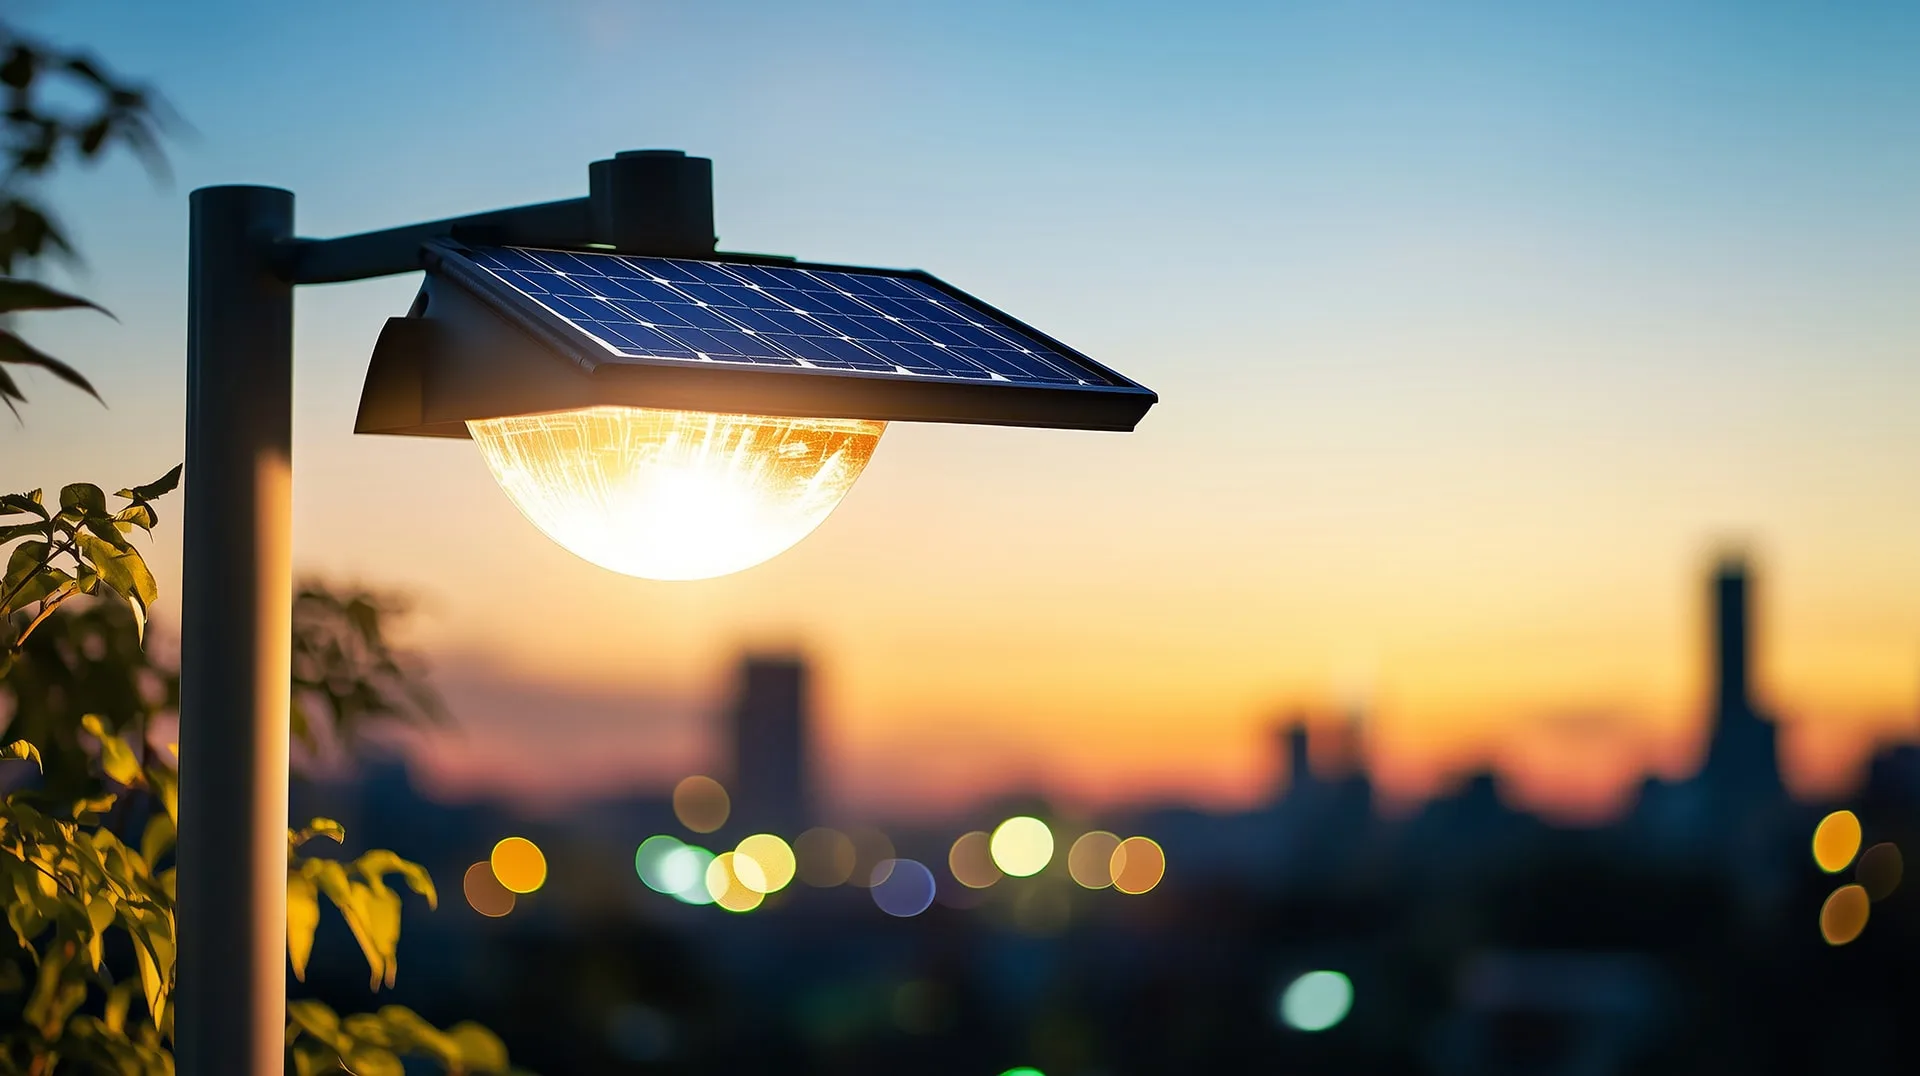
xmin=176 ymin=149 xmax=1155 ymax=1074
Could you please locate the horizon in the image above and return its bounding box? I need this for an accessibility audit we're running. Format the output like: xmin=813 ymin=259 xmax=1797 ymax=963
xmin=6 ymin=0 xmax=1920 ymax=823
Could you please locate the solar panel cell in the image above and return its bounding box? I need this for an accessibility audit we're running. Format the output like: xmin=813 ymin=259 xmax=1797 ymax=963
xmin=459 ymin=244 xmax=1127 ymax=392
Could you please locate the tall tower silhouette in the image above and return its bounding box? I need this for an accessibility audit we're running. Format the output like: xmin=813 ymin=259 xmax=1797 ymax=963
xmin=726 ymin=654 xmax=813 ymax=835
xmin=1700 ymin=557 xmax=1782 ymax=805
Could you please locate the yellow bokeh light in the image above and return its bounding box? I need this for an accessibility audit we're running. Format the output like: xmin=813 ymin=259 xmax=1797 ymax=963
xmin=469 ymin=406 xmax=885 ymax=581
xmin=795 ymin=827 xmax=856 ymax=887
xmin=990 ymin=817 xmax=1054 ymax=878
xmin=490 ymin=837 xmax=548 ymax=894
xmin=1820 ymin=883 xmax=1870 ymax=945
xmin=1068 ymin=831 xmax=1121 ymax=890
xmin=948 ymin=831 xmax=1002 ymax=889
xmin=735 ymin=834 xmax=797 ymax=894
xmin=705 ymin=852 xmax=766 ymax=913
xmin=1812 ymin=810 xmax=1863 ymax=873
xmin=462 ymin=861 xmax=515 ymax=918
xmin=1110 ymin=836 xmax=1166 ymax=895
xmin=673 ymin=775 xmax=731 ymax=834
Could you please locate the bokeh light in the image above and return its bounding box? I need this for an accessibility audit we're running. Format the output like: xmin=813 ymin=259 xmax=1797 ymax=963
xmin=849 ymin=826 xmax=897 ymax=888
xmin=666 ymin=845 xmax=717 ymax=905
xmin=462 ymin=861 xmax=515 ymax=918
xmin=1812 ymin=810 xmax=1862 ymax=873
xmin=1857 ymin=842 xmax=1902 ymax=901
xmin=635 ymin=835 xmax=685 ymax=893
xmin=871 ymin=858 xmax=937 ymax=918
xmin=1110 ymin=836 xmax=1166 ymax=895
xmin=989 ymin=817 xmax=1054 ymax=877
xmin=705 ymin=852 xmax=766 ymax=913
xmin=735 ymin=834 xmax=797 ymax=894
xmin=1280 ymin=970 xmax=1354 ymax=1031
xmin=948 ymin=830 xmax=1002 ymax=889
xmin=1068 ymin=831 xmax=1121 ymax=889
xmin=468 ymin=406 xmax=885 ymax=581
xmin=1820 ymin=884 xmax=1870 ymax=945
xmin=795 ymin=827 xmax=856 ymax=887
xmin=673 ymin=775 xmax=731 ymax=834
xmin=490 ymin=837 xmax=548 ymax=894
xmin=998 ymin=1069 xmax=1046 ymax=1076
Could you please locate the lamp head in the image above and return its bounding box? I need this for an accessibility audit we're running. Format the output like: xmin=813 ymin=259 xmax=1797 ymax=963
xmin=355 ymin=241 xmax=1155 ymax=580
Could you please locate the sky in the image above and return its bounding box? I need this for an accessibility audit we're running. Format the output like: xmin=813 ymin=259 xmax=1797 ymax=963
xmin=5 ymin=0 xmax=1920 ymax=819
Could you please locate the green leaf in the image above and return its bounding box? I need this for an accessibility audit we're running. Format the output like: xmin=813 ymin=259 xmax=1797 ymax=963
xmin=8 ymin=565 xmax=72 ymax=611
xmin=0 ymin=328 xmax=101 ymax=403
xmin=342 ymin=1044 xmax=405 ymax=1076
xmin=0 ymin=520 xmax=50 ymax=543
xmin=81 ymin=714 xmax=143 ymax=786
xmin=112 ymin=502 xmax=157 ymax=532
xmin=140 ymin=812 xmax=174 ymax=866
xmin=83 ymin=514 xmax=136 ymax=553
xmin=287 ymin=998 xmax=344 ymax=1043
xmin=0 ymin=277 xmax=112 ymax=317
xmin=3 ymin=538 xmax=49 ymax=603
xmin=73 ymin=530 xmax=157 ymax=640
xmin=0 ymin=491 xmax=48 ymax=518
xmin=146 ymin=760 xmax=178 ymax=823
xmin=118 ymin=464 xmax=182 ymax=504
xmin=447 ymin=1022 xmax=512 ymax=1073
xmin=291 ymin=817 xmax=347 ymax=851
xmin=59 ymin=482 xmax=107 ymax=517
xmin=288 ymin=873 xmax=319 ymax=981
xmin=1 ymin=740 xmax=41 ymax=770
xmin=374 ymin=1005 xmax=463 ymax=1065
xmin=354 ymin=849 xmax=438 ymax=911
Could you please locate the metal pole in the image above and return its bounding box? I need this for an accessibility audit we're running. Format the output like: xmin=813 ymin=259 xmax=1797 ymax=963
xmin=177 ymin=185 xmax=295 ymax=1076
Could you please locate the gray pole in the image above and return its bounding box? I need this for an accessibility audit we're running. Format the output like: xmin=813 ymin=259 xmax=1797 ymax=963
xmin=177 ymin=185 xmax=296 ymax=1076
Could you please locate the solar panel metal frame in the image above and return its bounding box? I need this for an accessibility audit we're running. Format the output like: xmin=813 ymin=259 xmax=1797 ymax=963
xmin=354 ymin=239 xmax=1157 ymax=438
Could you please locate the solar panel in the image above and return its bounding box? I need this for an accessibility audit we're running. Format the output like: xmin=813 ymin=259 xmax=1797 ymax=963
xmin=456 ymin=244 xmax=1118 ymax=390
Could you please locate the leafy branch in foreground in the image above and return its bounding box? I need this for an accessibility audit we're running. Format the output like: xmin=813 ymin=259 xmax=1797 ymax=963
xmin=0 ymin=24 xmax=172 ymax=412
xmin=0 ymin=465 xmax=180 ymax=666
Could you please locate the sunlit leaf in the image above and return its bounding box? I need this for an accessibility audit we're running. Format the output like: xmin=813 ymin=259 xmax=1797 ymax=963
xmin=73 ymin=530 xmax=156 ymax=641
xmin=447 ymin=1021 xmax=512 ymax=1073
xmin=140 ymin=811 xmax=174 ymax=866
xmin=287 ymin=873 xmax=319 ymax=981
xmin=58 ymin=482 xmax=107 ymax=518
xmin=1 ymin=740 xmax=42 ymax=770
xmin=354 ymin=849 xmax=437 ymax=911
xmin=81 ymin=713 xmax=143 ymax=786
xmin=291 ymin=817 xmax=347 ymax=851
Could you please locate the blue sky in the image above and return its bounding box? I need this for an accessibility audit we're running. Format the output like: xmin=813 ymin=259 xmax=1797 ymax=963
xmin=7 ymin=1 xmax=1920 ymax=813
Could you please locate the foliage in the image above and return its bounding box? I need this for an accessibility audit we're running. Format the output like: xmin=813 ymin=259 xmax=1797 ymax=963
xmin=292 ymin=586 xmax=445 ymax=754
xmin=0 ymin=13 xmax=521 ymax=1071
xmin=0 ymin=467 xmax=180 ymax=671
xmin=0 ymin=517 xmax=514 ymax=1071
xmin=0 ymin=22 xmax=170 ymax=412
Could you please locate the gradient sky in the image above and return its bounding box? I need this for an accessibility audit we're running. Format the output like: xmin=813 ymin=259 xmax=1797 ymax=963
xmin=6 ymin=0 xmax=1920 ymax=819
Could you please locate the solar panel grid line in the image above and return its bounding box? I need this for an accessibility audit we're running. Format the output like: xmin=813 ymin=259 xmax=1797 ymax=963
xmin=464 ymin=245 xmax=1102 ymax=389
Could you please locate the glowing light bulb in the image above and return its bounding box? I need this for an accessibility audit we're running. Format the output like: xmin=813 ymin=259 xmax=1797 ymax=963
xmin=468 ymin=405 xmax=884 ymax=581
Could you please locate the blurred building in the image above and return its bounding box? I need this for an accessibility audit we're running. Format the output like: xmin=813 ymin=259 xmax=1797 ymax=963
xmin=725 ymin=653 xmax=814 ymax=836
xmin=1699 ymin=557 xmax=1783 ymax=806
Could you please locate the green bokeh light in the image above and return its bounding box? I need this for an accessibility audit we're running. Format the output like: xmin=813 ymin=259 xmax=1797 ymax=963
xmin=1280 ymin=970 xmax=1353 ymax=1032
